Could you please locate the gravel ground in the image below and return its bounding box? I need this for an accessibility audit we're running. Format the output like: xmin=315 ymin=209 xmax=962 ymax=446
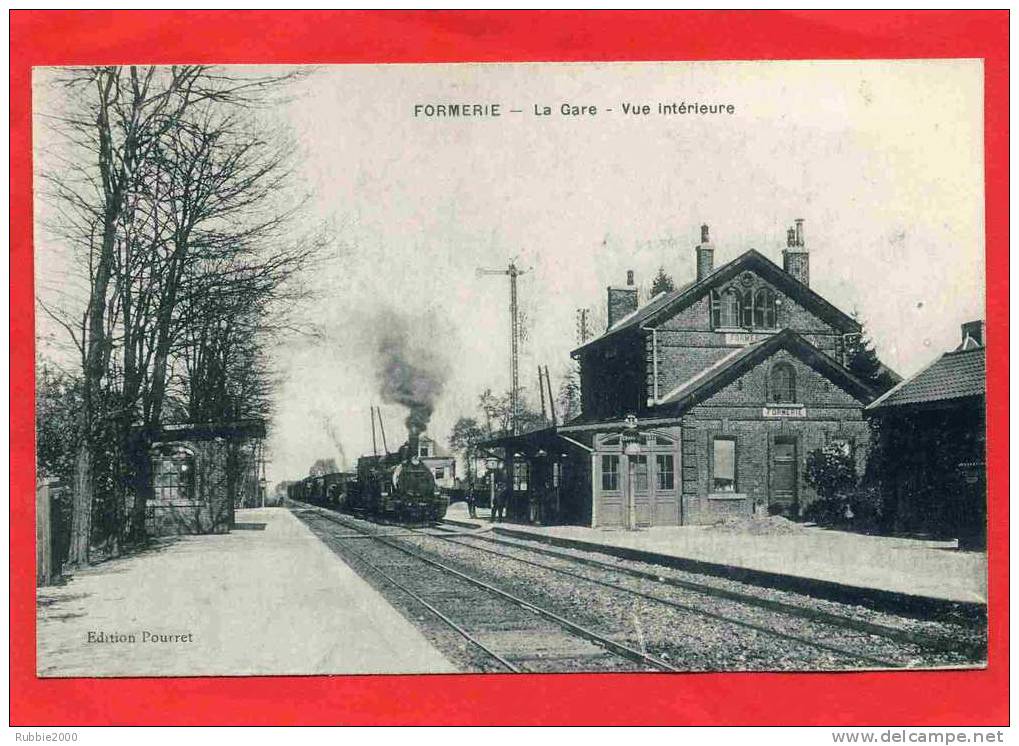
xmin=423 ymin=532 xmax=984 ymax=668
xmin=293 ymin=505 xmax=985 ymax=673
xmin=457 ymin=528 xmax=987 ymax=652
xmin=397 ymin=532 xmax=916 ymax=670
xmin=295 ymin=508 xmax=651 ymax=673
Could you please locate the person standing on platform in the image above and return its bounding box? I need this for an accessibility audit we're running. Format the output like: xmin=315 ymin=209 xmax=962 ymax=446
xmin=491 ymin=475 xmax=508 ymax=522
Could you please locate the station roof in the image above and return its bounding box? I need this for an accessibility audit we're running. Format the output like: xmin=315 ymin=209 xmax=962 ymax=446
xmin=146 ymin=418 xmax=267 ymax=442
xmin=478 ymin=426 xmax=593 ymax=455
xmin=866 ymin=346 xmax=985 ymax=413
xmin=497 ymin=330 xmax=880 ymax=450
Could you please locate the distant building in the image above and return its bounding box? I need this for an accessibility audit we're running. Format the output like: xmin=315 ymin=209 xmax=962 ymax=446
xmin=866 ymin=321 xmax=986 ymax=547
xmin=483 ymin=221 xmax=896 ymax=527
xmin=414 ymin=434 xmax=457 ymax=490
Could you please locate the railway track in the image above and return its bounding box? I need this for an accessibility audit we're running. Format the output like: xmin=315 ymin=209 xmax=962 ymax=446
xmin=292 ymin=503 xmax=678 ymax=673
xmin=290 ymin=502 xmax=983 ymax=671
xmin=426 ymin=523 xmax=986 ymax=662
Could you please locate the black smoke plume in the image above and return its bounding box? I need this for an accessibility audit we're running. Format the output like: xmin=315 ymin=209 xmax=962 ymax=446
xmin=318 ymin=414 xmax=348 ymax=471
xmin=373 ymin=309 xmax=450 ymax=438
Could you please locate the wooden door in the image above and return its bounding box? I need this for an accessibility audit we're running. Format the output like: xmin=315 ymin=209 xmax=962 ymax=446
xmin=629 ymin=455 xmax=652 ymax=527
xmin=651 ymin=452 xmax=680 ymax=525
xmin=596 ymin=453 xmax=624 ymax=527
xmin=772 ymin=438 xmax=797 ymax=506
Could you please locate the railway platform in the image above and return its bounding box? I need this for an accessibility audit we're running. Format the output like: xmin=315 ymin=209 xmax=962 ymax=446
xmin=37 ymin=507 xmax=456 ymax=676
xmin=444 ymin=503 xmax=987 ymax=613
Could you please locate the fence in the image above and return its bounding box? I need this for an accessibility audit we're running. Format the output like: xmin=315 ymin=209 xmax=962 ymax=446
xmin=36 ymin=481 xmax=70 ymax=586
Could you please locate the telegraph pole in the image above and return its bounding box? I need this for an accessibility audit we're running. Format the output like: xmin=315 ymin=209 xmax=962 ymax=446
xmin=477 ymin=261 xmax=528 ymax=434
xmin=576 ymin=308 xmax=590 ymax=345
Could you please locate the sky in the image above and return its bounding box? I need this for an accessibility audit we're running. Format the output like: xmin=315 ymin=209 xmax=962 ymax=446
xmin=34 ymin=60 xmax=986 ymax=485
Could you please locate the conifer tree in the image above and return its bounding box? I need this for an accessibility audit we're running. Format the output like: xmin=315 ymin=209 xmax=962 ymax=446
xmin=650 ymin=266 xmax=676 ymax=296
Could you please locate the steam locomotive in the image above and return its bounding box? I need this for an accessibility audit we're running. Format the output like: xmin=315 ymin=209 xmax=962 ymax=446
xmin=288 ymin=433 xmax=448 ymax=523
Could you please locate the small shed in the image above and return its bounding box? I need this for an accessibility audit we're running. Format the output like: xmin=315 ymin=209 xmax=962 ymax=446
xmin=145 ymin=419 xmax=266 ymax=536
xmin=866 ymin=322 xmax=986 ymax=547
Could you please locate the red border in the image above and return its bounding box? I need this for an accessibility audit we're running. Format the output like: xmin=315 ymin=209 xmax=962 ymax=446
xmin=10 ymin=11 xmax=1008 ymax=726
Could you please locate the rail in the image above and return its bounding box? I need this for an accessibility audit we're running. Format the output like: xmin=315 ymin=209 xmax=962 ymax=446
xmin=299 ymin=503 xmax=679 ymax=673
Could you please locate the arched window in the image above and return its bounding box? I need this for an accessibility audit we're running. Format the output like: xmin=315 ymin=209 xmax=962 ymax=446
xmin=770 ymin=363 xmax=797 ymax=403
xmin=711 ymin=288 xmax=742 ymax=328
xmin=741 ymin=292 xmax=754 ymax=328
xmin=753 ymin=288 xmax=777 ymax=329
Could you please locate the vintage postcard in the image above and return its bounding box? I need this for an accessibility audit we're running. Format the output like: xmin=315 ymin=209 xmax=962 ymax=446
xmin=33 ymin=58 xmax=987 ymax=679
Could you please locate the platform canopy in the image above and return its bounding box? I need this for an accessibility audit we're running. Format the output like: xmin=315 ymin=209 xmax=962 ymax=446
xmin=478 ymin=426 xmax=592 ymax=458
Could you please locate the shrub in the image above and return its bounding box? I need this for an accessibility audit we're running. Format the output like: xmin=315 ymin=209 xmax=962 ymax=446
xmin=804 ymin=445 xmax=858 ymax=499
xmin=803 ymin=445 xmax=859 ymax=526
xmin=848 ymin=484 xmax=883 ymax=526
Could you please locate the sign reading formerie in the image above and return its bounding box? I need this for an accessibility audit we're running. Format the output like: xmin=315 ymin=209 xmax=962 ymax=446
xmin=762 ymin=405 xmax=807 ymax=418
xmin=725 ymin=332 xmax=771 ymax=346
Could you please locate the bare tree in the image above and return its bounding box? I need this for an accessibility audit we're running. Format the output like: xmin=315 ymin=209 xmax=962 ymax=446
xmin=39 ymin=65 xmax=316 ymax=562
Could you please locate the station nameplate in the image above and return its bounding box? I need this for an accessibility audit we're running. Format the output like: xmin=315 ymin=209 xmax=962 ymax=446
xmin=762 ymin=405 xmax=806 ymax=418
xmin=724 ymin=332 xmax=770 ymax=346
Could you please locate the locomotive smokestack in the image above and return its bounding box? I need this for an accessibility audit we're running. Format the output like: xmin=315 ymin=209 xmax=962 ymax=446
xmin=407 ymin=424 xmax=422 ymax=460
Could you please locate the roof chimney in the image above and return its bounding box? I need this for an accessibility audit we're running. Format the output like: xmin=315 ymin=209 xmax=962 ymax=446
xmin=607 ymin=271 xmax=638 ymax=329
xmin=782 ymin=218 xmax=809 ymax=286
xmin=695 ymin=224 xmax=714 ymax=282
xmin=959 ymin=320 xmax=985 ymax=350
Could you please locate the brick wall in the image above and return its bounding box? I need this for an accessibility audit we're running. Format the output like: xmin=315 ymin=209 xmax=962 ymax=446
xmin=607 ymin=286 xmax=638 ymax=328
xmin=679 ymin=350 xmax=871 ymax=520
xmin=581 ymin=267 xmax=853 ymax=421
xmin=647 ymin=274 xmax=844 ymax=404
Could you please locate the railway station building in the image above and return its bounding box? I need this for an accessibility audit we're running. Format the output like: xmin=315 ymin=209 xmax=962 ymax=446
xmin=483 ymin=221 xmax=897 ymax=528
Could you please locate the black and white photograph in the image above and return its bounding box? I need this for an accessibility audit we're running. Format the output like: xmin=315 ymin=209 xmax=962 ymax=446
xmin=33 ymin=59 xmax=987 ymax=677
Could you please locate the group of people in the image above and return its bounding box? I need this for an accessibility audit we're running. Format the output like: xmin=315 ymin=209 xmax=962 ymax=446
xmin=462 ymin=473 xmax=559 ymax=524
xmin=463 ymin=473 xmax=508 ymax=521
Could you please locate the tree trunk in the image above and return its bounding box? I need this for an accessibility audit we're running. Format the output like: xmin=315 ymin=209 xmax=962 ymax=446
xmin=67 ymin=210 xmax=119 ymax=566
xmin=225 ymin=441 xmax=240 ymax=516
xmin=123 ymin=423 xmax=152 ymax=542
